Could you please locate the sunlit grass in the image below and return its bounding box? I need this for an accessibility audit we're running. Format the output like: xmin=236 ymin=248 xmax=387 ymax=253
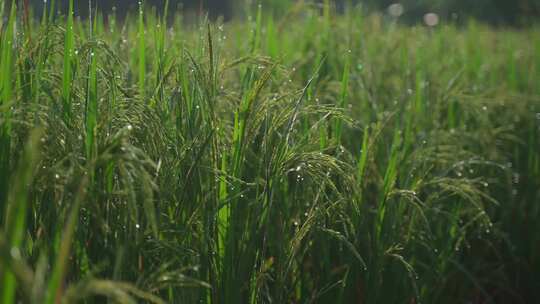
xmin=0 ymin=1 xmax=539 ymax=303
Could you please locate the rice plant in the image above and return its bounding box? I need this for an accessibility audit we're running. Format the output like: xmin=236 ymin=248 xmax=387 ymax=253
xmin=0 ymin=0 xmax=539 ymax=303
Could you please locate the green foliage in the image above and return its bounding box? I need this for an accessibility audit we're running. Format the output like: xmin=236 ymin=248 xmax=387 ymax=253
xmin=0 ymin=1 xmax=539 ymax=304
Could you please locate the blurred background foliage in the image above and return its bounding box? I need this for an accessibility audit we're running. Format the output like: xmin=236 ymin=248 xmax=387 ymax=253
xmin=22 ymin=0 xmax=540 ymax=26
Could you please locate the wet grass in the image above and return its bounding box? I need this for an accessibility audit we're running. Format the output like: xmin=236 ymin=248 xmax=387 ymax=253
xmin=0 ymin=1 xmax=539 ymax=303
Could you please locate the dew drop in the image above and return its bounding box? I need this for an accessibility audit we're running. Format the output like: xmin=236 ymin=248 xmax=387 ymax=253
xmin=10 ymin=247 xmax=21 ymax=259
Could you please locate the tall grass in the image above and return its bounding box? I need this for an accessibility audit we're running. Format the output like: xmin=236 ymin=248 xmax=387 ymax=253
xmin=0 ymin=1 xmax=539 ymax=303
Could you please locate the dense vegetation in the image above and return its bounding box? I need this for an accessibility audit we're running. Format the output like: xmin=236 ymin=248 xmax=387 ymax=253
xmin=1 ymin=0 xmax=539 ymax=303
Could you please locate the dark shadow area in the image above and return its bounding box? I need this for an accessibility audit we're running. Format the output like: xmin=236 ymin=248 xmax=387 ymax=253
xmin=28 ymin=0 xmax=232 ymax=20
xmin=24 ymin=0 xmax=540 ymax=26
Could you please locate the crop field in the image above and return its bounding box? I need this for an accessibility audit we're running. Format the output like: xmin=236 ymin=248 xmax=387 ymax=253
xmin=0 ymin=0 xmax=539 ymax=303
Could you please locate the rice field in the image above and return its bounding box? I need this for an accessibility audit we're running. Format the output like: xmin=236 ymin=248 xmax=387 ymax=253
xmin=0 ymin=0 xmax=539 ymax=303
